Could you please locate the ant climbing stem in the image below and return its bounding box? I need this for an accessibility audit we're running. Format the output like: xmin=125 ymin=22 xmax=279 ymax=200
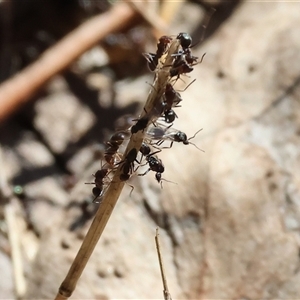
xmin=171 ymin=9 xmax=214 ymax=81
xmin=138 ymin=150 xmax=164 ymax=185
xmin=104 ymin=131 xmax=127 ymax=166
xmin=116 ymin=148 xmax=140 ymax=196
xmin=138 ymin=148 xmax=177 ymax=188
xmin=143 ymin=35 xmax=172 ymax=71
xmin=85 ymin=168 xmax=111 ymax=203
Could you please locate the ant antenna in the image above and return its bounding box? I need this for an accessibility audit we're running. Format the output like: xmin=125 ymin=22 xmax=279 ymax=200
xmin=159 ymin=177 xmax=177 ymax=189
xmin=175 ymin=79 xmax=196 ymax=92
xmin=199 ymin=53 xmax=206 ymax=64
xmin=191 ymin=7 xmax=216 ymax=48
xmin=187 ymin=128 xmax=205 ymax=152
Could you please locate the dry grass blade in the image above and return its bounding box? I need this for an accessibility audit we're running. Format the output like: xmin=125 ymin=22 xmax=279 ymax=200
xmin=0 ymin=147 xmax=26 ymax=298
xmin=155 ymin=228 xmax=172 ymax=300
xmin=4 ymin=200 xmax=27 ymax=298
xmin=55 ymin=39 xmax=180 ymax=300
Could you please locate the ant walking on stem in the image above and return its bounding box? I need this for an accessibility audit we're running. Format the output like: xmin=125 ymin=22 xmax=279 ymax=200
xmin=138 ymin=149 xmax=165 ymax=184
xmin=138 ymin=146 xmax=176 ymax=187
xmin=104 ymin=131 xmax=126 ymax=166
xmin=143 ymin=35 xmax=172 ymax=71
xmin=119 ymin=148 xmax=140 ymax=181
xmin=116 ymin=148 xmax=140 ymax=196
xmin=85 ymin=168 xmax=111 ymax=203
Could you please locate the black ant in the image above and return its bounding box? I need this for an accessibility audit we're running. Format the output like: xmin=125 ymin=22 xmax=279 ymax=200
xmin=131 ymin=115 xmax=149 ymax=134
xmin=146 ymin=126 xmax=204 ymax=151
xmin=160 ymin=81 xmax=195 ymax=123
xmin=144 ymin=35 xmax=172 ymax=71
xmin=138 ymin=144 xmax=177 ymax=186
xmin=176 ymin=32 xmax=199 ymax=65
xmin=160 ymin=83 xmax=183 ymax=123
xmin=164 ymin=83 xmax=182 ymax=108
xmin=104 ymin=131 xmax=126 ymax=165
xmin=85 ymin=168 xmax=110 ymax=203
xmin=170 ymin=31 xmax=207 ymax=80
xmin=117 ymin=148 xmax=140 ymax=195
xmin=119 ymin=148 xmax=139 ymax=181
xmin=131 ymin=105 xmax=161 ymax=134
xmin=138 ymin=150 xmax=165 ymax=184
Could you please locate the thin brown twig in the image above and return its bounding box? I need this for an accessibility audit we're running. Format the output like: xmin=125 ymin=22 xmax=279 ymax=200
xmin=0 ymin=2 xmax=137 ymax=123
xmin=155 ymin=228 xmax=172 ymax=300
xmin=55 ymin=39 xmax=180 ymax=300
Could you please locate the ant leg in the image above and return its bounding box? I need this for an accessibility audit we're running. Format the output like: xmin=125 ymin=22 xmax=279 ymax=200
xmin=160 ymin=141 xmax=173 ymax=150
xmin=199 ymin=53 xmax=206 ymax=64
xmin=150 ymin=143 xmax=163 ymax=151
xmin=133 ymin=162 xmax=140 ymax=172
xmin=127 ymin=183 xmax=135 ymax=197
xmin=156 ymin=139 xmax=164 ymax=146
xmin=176 ymin=79 xmax=196 ymax=92
xmin=138 ymin=168 xmax=151 ymax=177
xmin=147 ymin=149 xmax=162 ymax=158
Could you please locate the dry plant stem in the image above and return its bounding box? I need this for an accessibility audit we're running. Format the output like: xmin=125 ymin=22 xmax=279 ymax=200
xmin=0 ymin=2 xmax=137 ymax=123
xmin=0 ymin=147 xmax=26 ymax=298
xmin=55 ymin=39 xmax=180 ymax=300
xmin=4 ymin=200 xmax=27 ymax=298
xmin=155 ymin=228 xmax=172 ymax=300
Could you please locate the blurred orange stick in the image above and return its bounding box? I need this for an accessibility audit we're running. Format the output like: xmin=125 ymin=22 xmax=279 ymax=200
xmin=0 ymin=2 xmax=137 ymax=123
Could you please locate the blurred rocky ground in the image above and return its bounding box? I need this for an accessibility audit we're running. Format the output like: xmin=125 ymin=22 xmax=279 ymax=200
xmin=1 ymin=1 xmax=300 ymax=299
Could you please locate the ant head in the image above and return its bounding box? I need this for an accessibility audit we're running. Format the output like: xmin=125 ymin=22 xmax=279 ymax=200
xmin=177 ymin=32 xmax=192 ymax=49
xmin=155 ymin=172 xmax=162 ymax=183
xmin=176 ymin=131 xmax=188 ymax=143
